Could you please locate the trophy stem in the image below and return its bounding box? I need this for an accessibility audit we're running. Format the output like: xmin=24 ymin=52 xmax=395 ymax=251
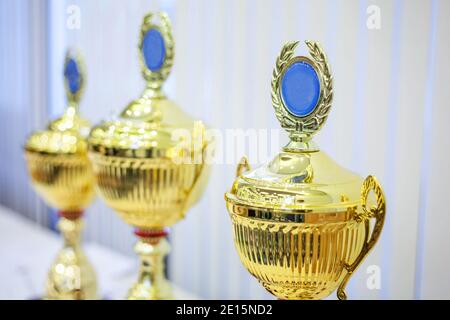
xmin=59 ymin=211 xmax=83 ymax=247
xmin=127 ymin=228 xmax=173 ymax=300
xmin=142 ymin=85 xmax=165 ymax=99
xmin=45 ymin=211 xmax=97 ymax=300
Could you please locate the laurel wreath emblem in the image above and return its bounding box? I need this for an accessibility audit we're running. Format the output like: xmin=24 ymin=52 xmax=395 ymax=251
xmin=271 ymin=40 xmax=333 ymax=137
xmin=139 ymin=12 xmax=175 ymax=88
xmin=64 ymin=48 xmax=85 ymax=105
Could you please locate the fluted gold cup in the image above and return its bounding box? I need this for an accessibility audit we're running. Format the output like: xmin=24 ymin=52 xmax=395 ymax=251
xmin=24 ymin=50 xmax=97 ymax=299
xmin=88 ymin=12 xmax=210 ymax=300
xmin=225 ymin=41 xmax=386 ymax=300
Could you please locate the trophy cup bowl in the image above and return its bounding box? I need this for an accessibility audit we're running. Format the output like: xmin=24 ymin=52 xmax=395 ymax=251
xmin=24 ymin=50 xmax=97 ymax=299
xmin=226 ymin=156 xmax=385 ymax=300
xmin=89 ymin=141 xmax=207 ymax=230
xmin=25 ymin=148 xmax=93 ymax=211
xmin=88 ymin=12 xmax=210 ymax=300
xmin=225 ymin=41 xmax=386 ymax=300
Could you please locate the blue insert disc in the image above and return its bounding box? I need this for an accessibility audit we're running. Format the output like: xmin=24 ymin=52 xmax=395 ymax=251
xmin=142 ymin=29 xmax=166 ymax=72
xmin=281 ymin=61 xmax=320 ymax=117
xmin=64 ymin=58 xmax=81 ymax=94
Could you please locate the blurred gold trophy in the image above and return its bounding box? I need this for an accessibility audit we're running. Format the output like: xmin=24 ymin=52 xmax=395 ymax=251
xmin=88 ymin=12 xmax=210 ymax=300
xmin=24 ymin=50 xmax=97 ymax=299
xmin=225 ymin=41 xmax=386 ymax=300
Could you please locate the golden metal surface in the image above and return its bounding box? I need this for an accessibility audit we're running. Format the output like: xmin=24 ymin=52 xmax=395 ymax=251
xmin=225 ymin=151 xmax=364 ymax=214
xmin=88 ymin=12 xmax=210 ymax=299
xmin=46 ymin=217 xmax=97 ymax=300
xmin=231 ymin=212 xmax=365 ymax=300
xmin=24 ymin=50 xmax=97 ymax=299
xmin=127 ymin=235 xmax=172 ymax=300
xmin=24 ymin=152 xmax=93 ymax=211
xmin=225 ymin=41 xmax=386 ymax=300
xmin=89 ymin=154 xmax=206 ymax=229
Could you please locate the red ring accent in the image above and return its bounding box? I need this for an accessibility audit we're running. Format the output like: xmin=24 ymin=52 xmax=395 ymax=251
xmin=134 ymin=228 xmax=168 ymax=239
xmin=58 ymin=210 xmax=83 ymax=220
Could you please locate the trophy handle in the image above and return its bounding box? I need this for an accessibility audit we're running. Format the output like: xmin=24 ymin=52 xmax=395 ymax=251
xmin=337 ymin=175 xmax=386 ymax=300
xmin=236 ymin=156 xmax=251 ymax=177
xmin=183 ymin=121 xmax=210 ymax=210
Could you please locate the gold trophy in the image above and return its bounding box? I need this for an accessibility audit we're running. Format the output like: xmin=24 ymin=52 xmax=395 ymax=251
xmin=88 ymin=12 xmax=210 ymax=300
xmin=24 ymin=50 xmax=97 ymax=299
xmin=225 ymin=41 xmax=386 ymax=300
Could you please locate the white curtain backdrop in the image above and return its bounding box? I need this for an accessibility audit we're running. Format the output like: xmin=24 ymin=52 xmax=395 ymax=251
xmin=0 ymin=0 xmax=49 ymax=227
xmin=1 ymin=0 xmax=449 ymax=299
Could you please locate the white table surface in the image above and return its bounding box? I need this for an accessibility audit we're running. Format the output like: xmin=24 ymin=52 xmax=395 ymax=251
xmin=0 ymin=205 xmax=198 ymax=300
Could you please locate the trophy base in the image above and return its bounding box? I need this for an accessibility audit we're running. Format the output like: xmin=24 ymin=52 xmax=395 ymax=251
xmin=45 ymin=248 xmax=98 ymax=300
xmin=127 ymin=279 xmax=173 ymax=300
xmin=44 ymin=211 xmax=98 ymax=300
xmin=127 ymin=228 xmax=173 ymax=300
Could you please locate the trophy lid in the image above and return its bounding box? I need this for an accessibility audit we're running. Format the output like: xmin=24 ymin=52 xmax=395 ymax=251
xmin=25 ymin=49 xmax=90 ymax=155
xmin=89 ymin=12 xmax=201 ymax=158
xmin=226 ymin=41 xmax=364 ymax=218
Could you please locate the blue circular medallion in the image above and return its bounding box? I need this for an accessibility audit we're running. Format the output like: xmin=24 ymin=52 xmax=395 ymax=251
xmin=64 ymin=58 xmax=81 ymax=94
xmin=281 ymin=61 xmax=320 ymax=117
xmin=142 ymin=29 xmax=166 ymax=72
